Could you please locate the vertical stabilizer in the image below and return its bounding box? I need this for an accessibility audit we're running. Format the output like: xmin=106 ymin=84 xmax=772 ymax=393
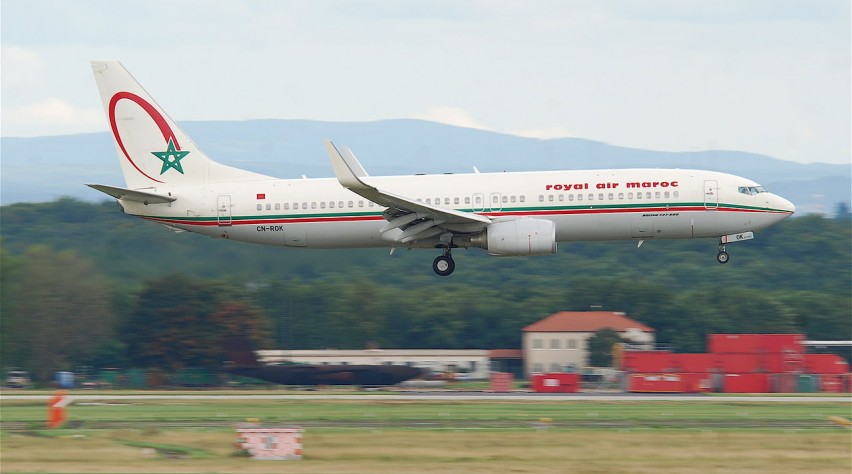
xmin=91 ymin=61 xmax=271 ymax=189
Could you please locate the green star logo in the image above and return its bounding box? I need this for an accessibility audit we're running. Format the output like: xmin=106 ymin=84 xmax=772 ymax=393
xmin=151 ymin=138 xmax=190 ymax=175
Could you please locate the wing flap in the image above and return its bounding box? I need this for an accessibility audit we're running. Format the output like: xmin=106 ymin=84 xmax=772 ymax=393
xmin=324 ymin=140 xmax=491 ymax=229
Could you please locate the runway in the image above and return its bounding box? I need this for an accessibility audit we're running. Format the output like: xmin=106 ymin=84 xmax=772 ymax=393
xmin=3 ymin=392 xmax=849 ymax=402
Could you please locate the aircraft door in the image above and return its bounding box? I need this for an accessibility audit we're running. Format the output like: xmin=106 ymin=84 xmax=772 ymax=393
xmin=217 ymin=195 xmax=232 ymax=226
xmin=704 ymin=180 xmax=718 ymax=210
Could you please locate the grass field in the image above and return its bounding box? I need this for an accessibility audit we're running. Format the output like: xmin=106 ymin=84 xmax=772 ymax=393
xmin=2 ymin=393 xmax=850 ymax=473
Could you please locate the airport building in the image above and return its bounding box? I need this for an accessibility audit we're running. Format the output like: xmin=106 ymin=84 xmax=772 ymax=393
xmin=523 ymin=311 xmax=655 ymax=376
xmin=257 ymin=348 xmax=492 ymax=379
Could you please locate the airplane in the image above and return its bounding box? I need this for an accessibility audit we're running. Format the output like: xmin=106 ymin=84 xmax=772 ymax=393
xmin=88 ymin=61 xmax=796 ymax=276
xmin=222 ymin=336 xmax=424 ymax=387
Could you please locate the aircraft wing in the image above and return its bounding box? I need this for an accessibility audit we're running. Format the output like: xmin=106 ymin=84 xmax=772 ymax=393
xmin=324 ymin=140 xmax=491 ymax=244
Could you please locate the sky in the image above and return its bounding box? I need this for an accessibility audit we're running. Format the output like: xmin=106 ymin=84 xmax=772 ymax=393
xmin=1 ymin=0 xmax=850 ymax=165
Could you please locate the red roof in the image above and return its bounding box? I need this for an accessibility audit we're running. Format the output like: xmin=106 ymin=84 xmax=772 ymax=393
xmin=523 ymin=311 xmax=654 ymax=333
xmin=489 ymin=349 xmax=523 ymax=359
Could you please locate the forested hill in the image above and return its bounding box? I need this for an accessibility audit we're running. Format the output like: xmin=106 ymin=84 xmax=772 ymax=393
xmin=1 ymin=199 xmax=850 ymax=375
xmin=2 ymin=198 xmax=849 ymax=294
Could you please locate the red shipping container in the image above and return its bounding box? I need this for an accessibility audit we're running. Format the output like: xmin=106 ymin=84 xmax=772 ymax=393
xmin=708 ymin=334 xmax=805 ymax=355
xmin=622 ymin=351 xmax=676 ymax=373
xmin=628 ymin=374 xmax=685 ymax=393
xmin=804 ymin=354 xmax=850 ymax=374
xmin=676 ymin=354 xmax=718 ymax=373
xmin=723 ymin=373 xmax=770 ymax=393
xmin=759 ymin=334 xmax=804 ymax=354
xmin=708 ymin=334 xmax=763 ymax=354
xmin=715 ymin=354 xmax=764 ymax=374
xmin=820 ymin=374 xmax=843 ymax=393
xmin=678 ymin=373 xmax=712 ymax=393
xmin=761 ymin=352 xmax=804 ymax=373
xmin=770 ymin=373 xmax=797 ymax=393
xmin=531 ymin=373 xmax=579 ymax=393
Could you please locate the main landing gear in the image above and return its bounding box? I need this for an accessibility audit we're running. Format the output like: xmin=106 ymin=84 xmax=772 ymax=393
xmin=432 ymin=247 xmax=455 ymax=276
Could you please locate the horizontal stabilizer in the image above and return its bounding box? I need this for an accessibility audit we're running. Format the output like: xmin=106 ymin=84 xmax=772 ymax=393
xmin=87 ymin=184 xmax=176 ymax=204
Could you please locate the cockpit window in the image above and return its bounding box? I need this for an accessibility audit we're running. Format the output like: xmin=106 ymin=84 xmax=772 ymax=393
xmin=738 ymin=186 xmax=767 ymax=196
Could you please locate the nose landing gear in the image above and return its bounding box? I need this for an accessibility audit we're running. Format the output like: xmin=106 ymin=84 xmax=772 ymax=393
xmin=715 ymin=231 xmax=754 ymax=264
xmin=717 ymin=244 xmax=730 ymax=264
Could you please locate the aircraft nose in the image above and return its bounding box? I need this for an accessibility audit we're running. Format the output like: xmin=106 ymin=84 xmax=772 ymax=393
xmin=773 ymin=195 xmax=796 ymax=216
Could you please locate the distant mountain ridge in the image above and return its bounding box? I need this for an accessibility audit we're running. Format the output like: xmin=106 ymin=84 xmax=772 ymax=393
xmin=1 ymin=119 xmax=848 ymax=213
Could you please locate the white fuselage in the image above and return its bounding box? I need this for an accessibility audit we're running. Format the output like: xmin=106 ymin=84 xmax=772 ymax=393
xmin=121 ymin=168 xmax=795 ymax=250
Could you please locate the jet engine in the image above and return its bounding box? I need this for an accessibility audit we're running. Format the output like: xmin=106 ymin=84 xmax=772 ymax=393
xmin=469 ymin=218 xmax=557 ymax=256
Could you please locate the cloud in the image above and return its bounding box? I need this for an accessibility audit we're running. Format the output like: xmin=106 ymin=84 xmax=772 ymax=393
xmin=2 ymin=98 xmax=104 ymax=137
xmin=1 ymin=46 xmax=44 ymax=69
xmin=413 ymin=106 xmax=489 ymax=130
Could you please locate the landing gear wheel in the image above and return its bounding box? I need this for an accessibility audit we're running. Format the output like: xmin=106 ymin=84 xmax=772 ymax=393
xmin=432 ymin=255 xmax=455 ymax=276
xmin=716 ymin=251 xmax=730 ymax=264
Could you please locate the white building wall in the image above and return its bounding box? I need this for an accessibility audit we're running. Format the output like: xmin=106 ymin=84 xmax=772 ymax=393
xmin=524 ymin=330 xmax=655 ymax=377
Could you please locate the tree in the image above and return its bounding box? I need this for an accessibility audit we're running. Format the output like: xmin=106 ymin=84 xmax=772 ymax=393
xmin=124 ymin=275 xmax=269 ymax=370
xmin=0 ymin=246 xmax=115 ymax=380
xmin=587 ymin=328 xmax=624 ymax=367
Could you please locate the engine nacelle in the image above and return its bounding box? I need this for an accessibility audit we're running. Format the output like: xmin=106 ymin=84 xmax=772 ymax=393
xmin=470 ymin=219 xmax=557 ymax=256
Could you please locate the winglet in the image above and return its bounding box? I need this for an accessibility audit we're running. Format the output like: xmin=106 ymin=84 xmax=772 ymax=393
xmin=324 ymin=139 xmax=370 ymax=190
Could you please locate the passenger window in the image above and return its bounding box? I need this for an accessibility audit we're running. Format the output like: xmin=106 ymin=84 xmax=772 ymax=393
xmin=608 ymin=193 xmax=614 ymax=200
xmin=445 ymin=198 xmax=450 ymax=205
xmin=275 ymin=203 xmax=280 ymax=210
xmin=558 ymin=194 xmax=564 ymax=202
xmin=618 ymin=193 xmax=624 ymax=200
xmin=636 ymin=193 xmax=642 ymax=199
xmin=664 ymin=191 xmax=670 ymax=198
xmin=548 ymin=195 xmax=554 ymax=202
xmin=426 ymin=198 xmax=432 ymax=204
xmin=538 ymin=195 xmax=544 ymax=202
xmin=339 ymin=201 xmax=344 ymax=208
xmin=673 ymin=191 xmax=679 ymax=198
xmin=588 ymin=194 xmax=594 ymax=201
xmin=655 ymin=192 xmax=661 ymax=199
xmin=368 ymin=201 xmax=374 ymax=207
xmin=311 ymin=202 xmax=317 ymax=209
xmin=256 ymin=204 xmax=262 ymax=211
xmin=283 ymin=203 xmax=289 ymax=210
xmin=646 ymin=192 xmax=652 ymax=199
xmin=511 ymin=195 xmax=517 ymax=203
xmin=348 ymin=201 xmax=354 ymax=208
xmin=329 ymin=201 xmax=335 ymax=209
xmin=302 ymin=202 xmax=308 ymax=209
xmin=464 ymin=197 xmax=471 ymax=204
xmin=519 ymin=196 xmax=525 ymax=203
xmin=502 ymin=196 xmax=508 ymax=203
xmin=598 ymin=193 xmax=604 ymax=200
xmin=577 ymin=194 xmax=583 ymax=201
xmin=454 ymin=197 xmax=460 ymax=204
xmin=266 ymin=203 xmax=271 ymax=210
xmin=358 ymin=201 xmax=364 ymax=207
xmin=568 ymin=194 xmax=574 ymax=201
